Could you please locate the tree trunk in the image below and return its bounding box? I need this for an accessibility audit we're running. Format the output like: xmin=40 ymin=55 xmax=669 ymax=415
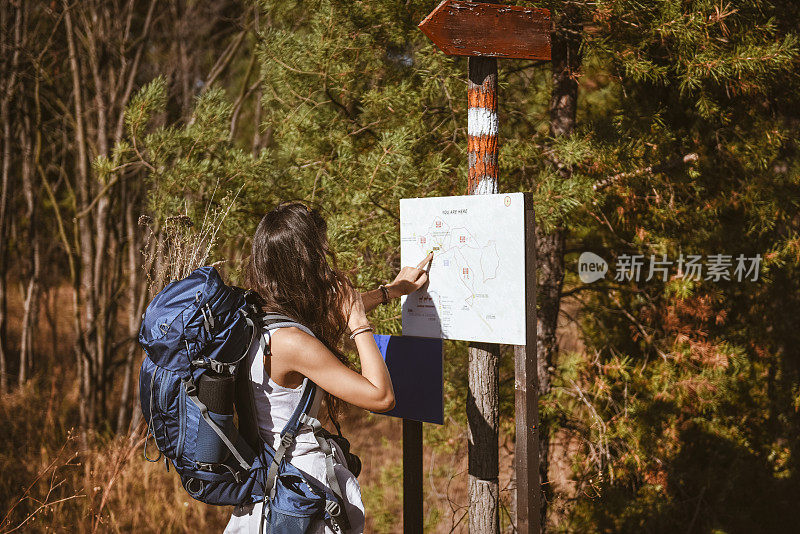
xmin=64 ymin=0 xmax=96 ymax=432
xmin=84 ymin=5 xmax=114 ymax=422
xmin=538 ymin=5 xmax=583 ymax=530
xmin=468 ymin=343 xmax=500 ymax=533
xmin=0 ymin=1 xmax=22 ymax=395
xmin=533 ymin=229 xmax=563 ymax=529
xmin=467 ymin=55 xmax=500 ymax=534
xmin=117 ymin=182 xmax=147 ymax=433
xmin=19 ymin=113 xmax=40 ymax=385
xmin=44 ymin=287 xmax=59 ymax=367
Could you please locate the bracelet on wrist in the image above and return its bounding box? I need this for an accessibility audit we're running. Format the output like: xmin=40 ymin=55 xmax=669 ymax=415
xmin=349 ymin=324 xmax=374 ymax=339
xmin=379 ymin=284 xmax=390 ymax=305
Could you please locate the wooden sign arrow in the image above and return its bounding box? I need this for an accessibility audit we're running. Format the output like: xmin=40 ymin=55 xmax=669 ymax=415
xmin=419 ymin=0 xmax=551 ymax=60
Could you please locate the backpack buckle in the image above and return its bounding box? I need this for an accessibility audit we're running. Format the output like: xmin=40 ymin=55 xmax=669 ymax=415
xmin=325 ymin=500 xmax=342 ymax=519
xmin=183 ymin=379 xmax=197 ymax=397
xmin=201 ymin=303 xmax=215 ymax=334
xmin=190 ymin=359 xmax=235 ymax=375
xmin=280 ymin=433 xmax=294 ymax=449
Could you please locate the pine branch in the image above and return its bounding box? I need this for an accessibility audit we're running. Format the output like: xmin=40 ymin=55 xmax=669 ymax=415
xmin=593 ymin=153 xmax=698 ymax=192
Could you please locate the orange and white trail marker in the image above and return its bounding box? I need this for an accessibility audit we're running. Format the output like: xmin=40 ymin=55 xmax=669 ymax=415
xmin=467 ymin=58 xmax=499 ymax=194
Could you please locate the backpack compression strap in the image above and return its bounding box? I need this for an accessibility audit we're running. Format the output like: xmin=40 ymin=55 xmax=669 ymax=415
xmin=182 ymin=319 xmax=263 ymax=473
xmin=300 ymin=411 xmax=351 ymax=532
xmin=185 ymin=383 xmax=252 ymax=472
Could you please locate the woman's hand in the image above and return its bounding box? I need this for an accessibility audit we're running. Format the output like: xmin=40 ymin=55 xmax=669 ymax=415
xmin=385 ymin=252 xmax=433 ymax=298
xmin=359 ymin=252 xmax=434 ymax=313
xmin=342 ymin=284 xmax=369 ymax=332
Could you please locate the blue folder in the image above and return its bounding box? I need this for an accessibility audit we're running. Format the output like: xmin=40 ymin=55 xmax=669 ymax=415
xmin=372 ymin=334 xmax=444 ymax=425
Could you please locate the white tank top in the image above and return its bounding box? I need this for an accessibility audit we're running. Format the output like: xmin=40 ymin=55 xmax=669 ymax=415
xmin=245 ymin=326 xmax=324 ymax=453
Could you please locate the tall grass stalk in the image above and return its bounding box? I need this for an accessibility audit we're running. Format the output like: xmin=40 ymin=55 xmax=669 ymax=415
xmin=139 ymin=184 xmax=243 ymax=294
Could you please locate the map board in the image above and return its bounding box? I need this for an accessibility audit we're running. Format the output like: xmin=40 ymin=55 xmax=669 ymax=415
xmin=400 ymin=193 xmax=527 ymax=345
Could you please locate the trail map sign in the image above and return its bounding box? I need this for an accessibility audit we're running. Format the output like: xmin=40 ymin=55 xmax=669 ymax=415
xmin=400 ymin=193 xmax=526 ymax=345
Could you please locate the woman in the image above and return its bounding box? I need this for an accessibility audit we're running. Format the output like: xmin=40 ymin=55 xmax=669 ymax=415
xmin=224 ymin=202 xmax=432 ymax=533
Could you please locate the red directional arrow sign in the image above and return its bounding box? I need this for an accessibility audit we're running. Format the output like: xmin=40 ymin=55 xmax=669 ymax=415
xmin=419 ymin=0 xmax=551 ymax=60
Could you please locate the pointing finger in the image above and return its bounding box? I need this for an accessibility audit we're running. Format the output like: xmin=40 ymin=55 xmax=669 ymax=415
xmin=416 ymin=252 xmax=434 ymax=270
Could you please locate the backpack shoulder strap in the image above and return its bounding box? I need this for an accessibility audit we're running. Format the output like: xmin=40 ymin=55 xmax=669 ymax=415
xmin=259 ymin=318 xmax=351 ymax=529
xmin=259 ymin=314 xmax=315 ymax=356
xmin=258 ymin=314 xmax=318 ymax=439
xmin=261 ymin=316 xmax=318 ymax=492
xmin=282 ymin=378 xmax=317 ymax=437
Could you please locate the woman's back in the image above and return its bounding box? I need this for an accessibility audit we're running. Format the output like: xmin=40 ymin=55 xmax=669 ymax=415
xmin=224 ymin=326 xmax=365 ymax=534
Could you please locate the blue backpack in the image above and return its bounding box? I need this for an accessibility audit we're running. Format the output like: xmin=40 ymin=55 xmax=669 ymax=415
xmin=138 ymin=266 xmax=351 ymax=533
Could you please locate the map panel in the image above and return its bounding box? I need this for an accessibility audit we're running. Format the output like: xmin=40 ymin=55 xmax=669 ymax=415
xmin=400 ymin=193 xmax=526 ymax=345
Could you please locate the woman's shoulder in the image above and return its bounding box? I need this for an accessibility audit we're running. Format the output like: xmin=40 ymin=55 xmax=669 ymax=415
xmin=268 ymin=326 xmax=318 ymax=357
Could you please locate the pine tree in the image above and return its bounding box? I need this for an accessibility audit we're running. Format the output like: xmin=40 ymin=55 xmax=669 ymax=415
xmin=541 ymin=0 xmax=800 ymax=530
xmin=118 ymin=0 xmax=800 ymax=531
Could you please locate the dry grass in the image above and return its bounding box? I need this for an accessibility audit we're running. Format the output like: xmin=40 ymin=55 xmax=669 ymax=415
xmin=0 ymin=370 xmax=485 ymax=533
xmin=0 ymin=369 xmax=235 ymax=533
xmin=140 ymin=185 xmax=242 ymax=294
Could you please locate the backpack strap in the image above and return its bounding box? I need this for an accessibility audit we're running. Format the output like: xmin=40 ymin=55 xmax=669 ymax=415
xmin=264 ymin=380 xmax=350 ymax=532
xmin=185 ymin=382 xmax=252 ymax=472
xmin=264 ymin=378 xmax=316 ymax=499
xmin=261 ymin=316 xmax=316 ymax=498
xmin=300 ymin=411 xmax=351 ymax=532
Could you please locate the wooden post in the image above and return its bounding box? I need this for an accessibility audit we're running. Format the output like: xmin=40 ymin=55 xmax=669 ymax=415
xmin=418 ymin=4 xmax=550 ymax=532
xmin=403 ymin=419 xmax=424 ymax=533
xmin=467 ymin=55 xmax=500 ymax=534
xmin=515 ymin=194 xmax=539 ymax=533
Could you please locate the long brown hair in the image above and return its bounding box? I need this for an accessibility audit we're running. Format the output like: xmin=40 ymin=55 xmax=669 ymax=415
xmin=248 ymin=202 xmax=353 ymax=414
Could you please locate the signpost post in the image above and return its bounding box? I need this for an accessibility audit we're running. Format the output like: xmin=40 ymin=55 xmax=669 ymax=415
xmin=403 ymin=419 xmax=423 ymax=532
xmin=418 ymin=2 xmax=551 ymax=532
xmin=371 ymin=334 xmax=443 ymax=533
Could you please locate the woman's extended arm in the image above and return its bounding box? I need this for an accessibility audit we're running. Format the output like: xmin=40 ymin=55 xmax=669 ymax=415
xmin=361 ymin=252 xmax=433 ymax=313
xmin=270 ymin=255 xmax=433 ymax=412
xmin=270 ymin=288 xmax=395 ymax=412
xmin=270 ymin=327 xmax=395 ymax=413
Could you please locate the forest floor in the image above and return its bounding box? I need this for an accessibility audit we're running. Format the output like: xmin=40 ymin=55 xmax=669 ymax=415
xmin=0 ymin=285 xmax=582 ymax=533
